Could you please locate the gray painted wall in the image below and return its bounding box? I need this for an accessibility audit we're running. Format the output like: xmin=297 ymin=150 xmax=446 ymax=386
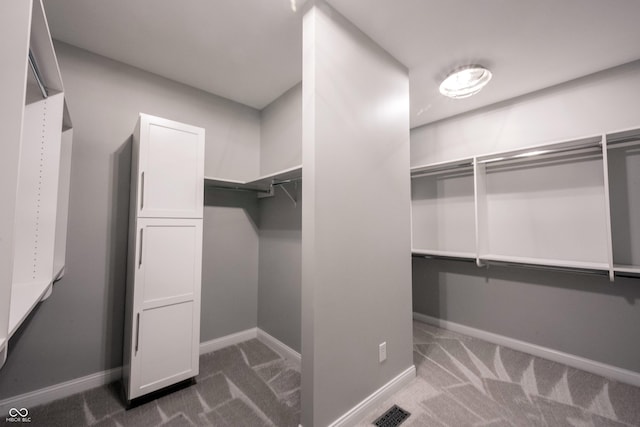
xmin=411 ymin=60 xmax=640 ymax=374
xmin=260 ymin=83 xmax=302 ymax=176
xmin=411 ymin=61 xmax=640 ymax=166
xmin=258 ymin=185 xmax=302 ymax=353
xmin=301 ymin=3 xmax=413 ymax=426
xmin=0 ymin=42 xmax=261 ymax=399
xmin=412 ymin=259 xmax=640 ymax=372
xmin=257 ymin=82 xmax=303 ymax=353
xmin=203 ymin=189 xmax=259 ymax=341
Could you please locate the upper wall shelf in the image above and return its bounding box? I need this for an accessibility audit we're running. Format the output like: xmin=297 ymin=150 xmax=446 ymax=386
xmin=411 ymin=249 xmax=475 ymax=261
xmin=204 ymin=164 xmax=302 ymax=193
xmin=613 ymin=264 xmax=640 ymax=277
xmin=410 ymin=134 xmax=604 ymax=177
xmin=479 ymin=254 xmax=610 ymax=274
xmin=607 ymin=127 xmax=640 ymax=147
xmin=411 ymin=126 xmax=640 ymax=281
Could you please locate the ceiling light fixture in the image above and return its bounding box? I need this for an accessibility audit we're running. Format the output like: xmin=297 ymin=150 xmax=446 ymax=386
xmin=439 ymin=65 xmax=492 ymax=99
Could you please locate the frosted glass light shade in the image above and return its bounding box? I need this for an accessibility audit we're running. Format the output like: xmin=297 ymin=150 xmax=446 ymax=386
xmin=439 ymin=66 xmax=492 ymax=99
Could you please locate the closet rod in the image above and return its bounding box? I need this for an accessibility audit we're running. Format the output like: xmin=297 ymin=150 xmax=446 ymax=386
xmin=411 ymin=162 xmax=473 ymax=179
xmin=478 ymin=140 xmax=602 ymax=165
xmin=607 ymin=139 xmax=640 ymax=150
xmin=481 ymin=259 xmax=609 ymax=277
xmin=412 ymin=167 xmax=473 ymax=179
xmin=28 ymin=50 xmax=48 ymax=99
xmin=413 ymin=254 xmax=476 ymax=263
xmin=207 ymin=185 xmax=272 ymax=194
xmin=415 ymin=253 xmax=610 ymax=277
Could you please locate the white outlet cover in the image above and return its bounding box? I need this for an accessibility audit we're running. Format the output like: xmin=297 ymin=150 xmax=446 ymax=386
xmin=379 ymin=342 xmax=387 ymax=362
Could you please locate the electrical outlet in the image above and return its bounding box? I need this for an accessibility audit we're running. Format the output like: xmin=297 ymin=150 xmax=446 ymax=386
xmin=379 ymin=342 xmax=387 ymax=363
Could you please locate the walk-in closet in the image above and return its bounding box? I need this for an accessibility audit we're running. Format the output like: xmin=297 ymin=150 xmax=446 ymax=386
xmin=2 ymin=1 xmax=640 ymax=426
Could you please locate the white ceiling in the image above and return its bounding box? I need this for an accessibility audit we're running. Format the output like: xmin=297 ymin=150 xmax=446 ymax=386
xmin=43 ymin=0 xmax=303 ymax=111
xmin=44 ymin=0 xmax=640 ymax=128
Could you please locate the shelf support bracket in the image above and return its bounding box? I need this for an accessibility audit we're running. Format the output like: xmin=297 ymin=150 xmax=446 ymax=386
xmin=278 ymin=182 xmax=298 ymax=207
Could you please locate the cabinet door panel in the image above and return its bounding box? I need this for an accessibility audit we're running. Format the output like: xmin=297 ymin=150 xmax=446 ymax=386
xmin=128 ymin=218 xmax=202 ymax=399
xmin=138 ymin=301 xmax=195 ymax=391
xmin=141 ymin=222 xmax=200 ymax=304
xmin=138 ymin=115 xmax=204 ymax=218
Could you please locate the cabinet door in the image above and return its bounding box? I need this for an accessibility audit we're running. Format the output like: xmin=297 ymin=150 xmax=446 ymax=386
xmin=137 ymin=114 xmax=204 ymax=219
xmin=129 ymin=218 xmax=202 ymax=399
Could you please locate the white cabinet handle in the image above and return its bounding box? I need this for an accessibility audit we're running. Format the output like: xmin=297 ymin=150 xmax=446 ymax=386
xmin=140 ymin=172 xmax=145 ymax=210
xmin=135 ymin=313 xmax=140 ymax=354
xmin=138 ymin=228 xmax=144 ymax=268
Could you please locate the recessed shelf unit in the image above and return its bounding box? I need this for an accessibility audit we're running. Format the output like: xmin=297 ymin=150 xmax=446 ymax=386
xmin=411 ymin=127 xmax=640 ymax=281
xmin=411 ymin=157 xmax=476 ymax=259
xmin=1 ymin=0 xmax=73 ymax=369
xmin=606 ymin=127 xmax=640 ymax=278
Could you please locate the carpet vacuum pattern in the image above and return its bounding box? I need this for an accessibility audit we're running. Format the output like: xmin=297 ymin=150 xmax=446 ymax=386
xmin=11 ymin=321 xmax=640 ymax=426
xmin=21 ymin=338 xmax=300 ymax=426
xmin=358 ymin=320 xmax=640 ymax=427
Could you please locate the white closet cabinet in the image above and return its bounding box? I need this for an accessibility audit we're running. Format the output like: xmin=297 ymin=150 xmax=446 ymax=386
xmin=124 ymin=114 xmax=204 ymax=401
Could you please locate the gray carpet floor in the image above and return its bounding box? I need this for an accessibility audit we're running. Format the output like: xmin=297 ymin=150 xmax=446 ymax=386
xmin=24 ymin=338 xmax=300 ymax=427
xmin=358 ymin=320 xmax=640 ymax=427
xmin=20 ymin=321 xmax=640 ymax=426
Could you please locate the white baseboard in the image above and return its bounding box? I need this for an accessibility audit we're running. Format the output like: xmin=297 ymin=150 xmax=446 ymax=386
xmin=413 ymin=312 xmax=640 ymax=388
xmin=327 ymin=365 xmax=416 ymax=427
xmin=199 ymin=327 xmax=258 ymax=355
xmin=0 ymin=367 xmax=122 ymax=414
xmin=257 ymin=329 xmax=301 ymax=364
xmin=0 ymin=326 xmax=288 ymax=413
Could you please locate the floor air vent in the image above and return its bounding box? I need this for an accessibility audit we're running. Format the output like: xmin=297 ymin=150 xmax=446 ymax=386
xmin=373 ymin=404 xmax=411 ymax=427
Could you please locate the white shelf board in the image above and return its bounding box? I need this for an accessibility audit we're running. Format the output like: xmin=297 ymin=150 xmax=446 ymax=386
xmin=204 ymin=164 xmax=302 ymax=191
xmin=251 ymin=164 xmax=302 ymax=187
xmin=479 ymin=254 xmax=610 ymax=272
xmin=410 ymin=133 xmax=603 ymax=175
xmin=606 ymin=127 xmax=640 ymax=146
xmin=613 ymin=264 xmax=640 ymax=275
xmin=9 ymin=280 xmax=53 ymax=337
xmin=412 ymin=249 xmax=476 ymax=260
xmin=203 ymin=176 xmax=250 ymax=190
